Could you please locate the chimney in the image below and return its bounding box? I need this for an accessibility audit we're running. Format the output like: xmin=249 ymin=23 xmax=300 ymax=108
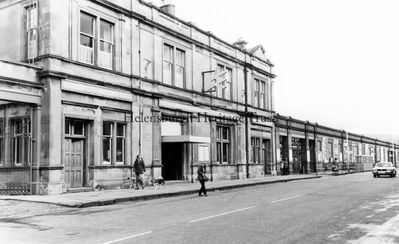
xmin=233 ymin=38 xmax=248 ymax=50
xmin=160 ymin=1 xmax=175 ymax=16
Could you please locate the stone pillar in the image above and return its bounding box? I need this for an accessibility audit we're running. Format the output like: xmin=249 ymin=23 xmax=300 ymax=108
xmin=31 ymin=105 xmax=42 ymax=195
xmin=151 ymin=107 xmax=162 ymax=179
xmin=39 ymin=74 xmax=64 ymax=194
xmin=305 ymin=131 xmax=310 ymax=174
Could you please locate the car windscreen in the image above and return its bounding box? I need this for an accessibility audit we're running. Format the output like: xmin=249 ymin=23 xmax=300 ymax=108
xmin=376 ymin=163 xmax=392 ymax=167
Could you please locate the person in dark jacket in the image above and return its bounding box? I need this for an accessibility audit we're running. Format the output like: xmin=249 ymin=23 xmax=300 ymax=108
xmin=133 ymin=154 xmax=146 ymax=189
xmin=197 ymin=163 xmax=207 ymax=197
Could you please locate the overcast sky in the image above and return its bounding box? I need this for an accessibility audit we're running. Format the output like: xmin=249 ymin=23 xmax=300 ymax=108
xmin=166 ymin=0 xmax=399 ymax=137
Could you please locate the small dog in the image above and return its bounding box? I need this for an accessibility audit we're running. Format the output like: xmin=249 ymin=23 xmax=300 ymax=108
xmin=151 ymin=177 xmax=165 ymax=190
xmin=91 ymin=180 xmax=105 ymax=191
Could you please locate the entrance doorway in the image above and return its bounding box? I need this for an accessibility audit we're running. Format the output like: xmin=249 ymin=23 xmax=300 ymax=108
xmin=292 ymin=137 xmax=306 ymax=174
xmin=263 ymin=139 xmax=272 ymax=175
xmin=64 ymin=119 xmax=86 ymax=188
xmin=64 ymin=138 xmax=84 ymax=187
xmin=161 ymin=142 xmax=183 ymax=180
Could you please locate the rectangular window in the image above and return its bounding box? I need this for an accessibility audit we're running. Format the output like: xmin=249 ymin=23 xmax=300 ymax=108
xmin=251 ymin=138 xmax=255 ymax=163
xmin=163 ymin=44 xmax=185 ymax=88
xmin=79 ymin=12 xmax=114 ymax=69
xmin=102 ymin=122 xmax=112 ymax=164
xmin=216 ymin=125 xmax=231 ymax=164
xmin=254 ymin=78 xmax=267 ymax=109
xmin=26 ymin=3 xmax=38 ymax=59
xmin=198 ymin=145 xmax=209 ymax=162
xmin=102 ymin=121 xmax=125 ymax=164
xmin=99 ymin=19 xmax=113 ymax=69
xmin=216 ymin=64 xmax=232 ymax=100
xmin=175 ymin=49 xmax=185 ymax=88
xmin=318 ymin=140 xmax=322 ymax=152
xmin=10 ymin=118 xmax=31 ymax=166
xmin=163 ymin=44 xmax=173 ymax=85
xmin=260 ymin=81 xmax=265 ymax=109
xmin=80 ymin=12 xmax=95 ymax=64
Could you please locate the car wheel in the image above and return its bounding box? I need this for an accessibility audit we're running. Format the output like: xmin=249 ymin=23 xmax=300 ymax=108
xmin=373 ymin=174 xmax=376 ymax=178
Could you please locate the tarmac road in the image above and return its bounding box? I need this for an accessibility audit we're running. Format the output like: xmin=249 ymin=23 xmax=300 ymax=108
xmin=2 ymin=172 xmax=399 ymax=244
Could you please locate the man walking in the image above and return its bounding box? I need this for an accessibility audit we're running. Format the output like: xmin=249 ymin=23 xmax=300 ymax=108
xmin=134 ymin=154 xmax=146 ymax=190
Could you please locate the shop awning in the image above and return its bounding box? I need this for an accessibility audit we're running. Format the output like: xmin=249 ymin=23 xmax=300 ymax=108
xmin=162 ymin=135 xmax=211 ymax=144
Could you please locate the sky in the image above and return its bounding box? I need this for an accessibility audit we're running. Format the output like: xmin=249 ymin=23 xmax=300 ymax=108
xmin=160 ymin=0 xmax=399 ymax=137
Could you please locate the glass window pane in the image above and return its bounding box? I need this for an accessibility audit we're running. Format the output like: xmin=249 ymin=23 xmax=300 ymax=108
xmin=116 ymin=123 xmax=124 ymax=137
xmin=222 ymin=127 xmax=229 ymax=140
xmin=103 ymin=122 xmax=112 ymax=136
xmin=100 ymin=20 xmax=112 ymax=42
xmin=24 ymin=136 xmax=29 ymax=165
xmin=73 ymin=120 xmax=84 ymax=135
xmin=17 ymin=137 xmax=22 ymax=164
xmin=218 ymin=64 xmax=224 ymax=73
xmin=227 ymin=68 xmax=232 ymax=82
xmin=217 ymin=142 xmax=221 ymax=163
xmin=65 ymin=119 xmax=70 ymax=135
xmin=163 ymin=62 xmax=172 ymax=85
xmin=80 ymin=35 xmax=93 ymax=47
xmin=102 ymin=138 xmax=111 ymax=162
xmin=0 ymin=119 xmax=3 ymax=135
xmin=175 ymin=66 xmax=184 ymax=88
xmin=116 ymin=138 xmax=124 ymax=162
xmin=100 ymin=41 xmax=112 ymax=53
xmin=176 ymin=49 xmax=185 ymax=65
xmin=223 ymin=143 xmax=229 ymax=163
xmin=80 ymin=12 xmax=94 ymax=35
xmin=163 ymin=45 xmax=172 ymax=61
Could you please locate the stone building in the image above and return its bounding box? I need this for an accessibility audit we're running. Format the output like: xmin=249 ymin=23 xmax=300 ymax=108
xmin=0 ymin=0 xmax=397 ymax=195
xmin=0 ymin=0 xmax=275 ymax=194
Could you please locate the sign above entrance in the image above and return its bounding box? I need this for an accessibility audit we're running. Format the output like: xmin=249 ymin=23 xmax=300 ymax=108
xmin=162 ymin=135 xmax=211 ymax=144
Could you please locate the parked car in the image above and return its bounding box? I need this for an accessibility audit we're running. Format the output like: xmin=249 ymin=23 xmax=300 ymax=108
xmin=372 ymin=162 xmax=396 ymax=178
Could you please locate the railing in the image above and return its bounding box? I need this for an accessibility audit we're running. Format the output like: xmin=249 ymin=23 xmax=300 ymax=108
xmin=0 ymin=166 xmax=31 ymax=195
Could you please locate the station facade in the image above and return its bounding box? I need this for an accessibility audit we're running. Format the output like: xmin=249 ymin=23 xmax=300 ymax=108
xmin=0 ymin=0 xmax=397 ymax=195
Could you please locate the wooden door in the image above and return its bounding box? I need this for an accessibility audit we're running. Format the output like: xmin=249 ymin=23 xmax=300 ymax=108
xmin=64 ymin=138 xmax=84 ymax=188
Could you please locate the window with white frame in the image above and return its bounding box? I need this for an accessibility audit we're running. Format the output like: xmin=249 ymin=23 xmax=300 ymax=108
xmin=216 ymin=64 xmax=232 ymax=100
xmin=162 ymin=44 xmax=185 ymax=88
xmin=254 ymin=78 xmax=268 ymax=109
xmin=79 ymin=12 xmax=114 ymax=69
xmin=216 ymin=125 xmax=231 ymax=164
xmin=26 ymin=3 xmax=38 ymax=60
xmin=10 ymin=118 xmax=31 ymax=166
xmin=102 ymin=121 xmax=125 ymax=164
xmin=198 ymin=145 xmax=209 ymax=163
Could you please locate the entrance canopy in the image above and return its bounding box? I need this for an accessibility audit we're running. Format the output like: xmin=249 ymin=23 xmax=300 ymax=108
xmin=162 ymin=135 xmax=210 ymax=144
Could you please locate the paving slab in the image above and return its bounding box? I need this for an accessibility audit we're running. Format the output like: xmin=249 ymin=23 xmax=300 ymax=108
xmin=0 ymin=175 xmax=321 ymax=208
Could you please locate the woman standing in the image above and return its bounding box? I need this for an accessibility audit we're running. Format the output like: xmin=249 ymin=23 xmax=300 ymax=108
xmin=197 ymin=163 xmax=207 ymax=197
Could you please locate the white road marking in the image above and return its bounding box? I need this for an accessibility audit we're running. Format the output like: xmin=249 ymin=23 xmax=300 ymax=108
xmin=102 ymin=231 xmax=152 ymax=244
xmin=270 ymin=194 xmax=304 ymax=204
xmin=189 ymin=206 xmax=256 ymax=223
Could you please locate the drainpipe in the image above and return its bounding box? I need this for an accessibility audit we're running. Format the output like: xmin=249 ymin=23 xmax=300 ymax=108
xmin=244 ymin=65 xmax=249 ymax=179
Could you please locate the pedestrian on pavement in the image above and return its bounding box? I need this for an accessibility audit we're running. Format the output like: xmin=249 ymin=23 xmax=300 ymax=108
xmin=133 ymin=154 xmax=146 ymax=190
xmin=197 ymin=163 xmax=208 ymax=197
xmin=280 ymin=161 xmax=285 ymax=175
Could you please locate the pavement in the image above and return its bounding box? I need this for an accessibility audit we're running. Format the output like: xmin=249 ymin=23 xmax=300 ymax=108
xmin=0 ymin=174 xmax=321 ymax=208
xmin=1 ymin=172 xmax=397 ymax=244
